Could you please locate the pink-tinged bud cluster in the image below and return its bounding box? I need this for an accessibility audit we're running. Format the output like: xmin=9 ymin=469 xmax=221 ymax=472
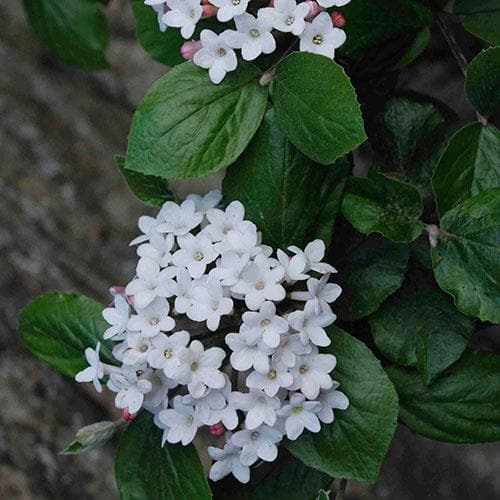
xmin=305 ymin=1 xmax=321 ymax=20
xmin=122 ymin=409 xmax=136 ymax=422
xmin=180 ymin=41 xmax=202 ymax=60
xmin=209 ymin=422 xmax=226 ymax=436
xmin=331 ymin=11 xmax=346 ymax=28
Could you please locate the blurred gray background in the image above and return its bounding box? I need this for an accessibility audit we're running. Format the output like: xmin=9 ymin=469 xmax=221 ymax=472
xmin=0 ymin=1 xmax=499 ymax=499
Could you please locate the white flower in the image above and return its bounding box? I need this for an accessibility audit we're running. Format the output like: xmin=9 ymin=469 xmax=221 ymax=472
xmin=182 ymin=389 xmax=227 ymax=425
xmin=137 ymin=232 xmax=175 ymax=268
xmin=291 ymin=274 xmax=342 ymax=315
xmin=127 ymin=297 xmax=175 ymax=337
xmin=272 ymin=333 xmax=311 ymax=368
xmin=288 ymin=301 xmax=334 ymax=347
xmin=225 ymin=12 xmax=276 ymax=61
xmin=289 ymin=349 xmax=336 ymax=399
xmin=210 ymin=251 xmax=250 ymax=287
xmin=216 ymin=385 xmax=241 ymax=430
xmin=317 ymin=384 xmax=349 ymax=424
xmin=216 ymin=222 xmax=260 ymax=256
xmin=211 ymin=0 xmax=250 ymax=22
xmin=187 ymin=278 xmax=233 ymax=331
xmin=208 ymin=441 xmax=250 ymax=484
xmin=194 ymin=30 xmax=238 ymax=84
xmin=232 ymin=254 xmax=285 ymax=310
xmin=299 ymin=12 xmax=346 ymax=59
xmin=231 ymin=425 xmax=282 ymax=465
xmin=125 ymin=257 xmax=176 ymax=309
xmin=186 ymin=189 xmax=222 ymax=214
xmin=276 ymin=249 xmax=308 ymax=282
xmin=75 ymin=342 xmax=104 ymax=393
xmin=232 ymin=389 xmax=281 ymax=429
xmin=176 ymin=340 xmax=226 ymax=397
xmin=172 ymin=232 xmax=218 ymax=278
xmin=241 ymin=301 xmax=288 ymax=349
xmin=130 ymin=214 xmax=162 ymax=246
xmin=316 ymin=0 xmax=351 ymax=8
xmin=226 ymin=329 xmax=273 ymax=373
xmin=245 ymin=359 xmax=293 ymax=397
xmin=288 ymin=240 xmax=337 ymax=274
xmin=147 ymin=330 xmax=190 ymax=376
xmin=143 ymin=369 xmax=172 ymax=410
xmin=163 ymin=0 xmax=202 ymax=39
xmin=205 ymin=201 xmax=248 ymax=239
xmin=261 ymin=0 xmax=309 ymax=36
xmin=122 ymin=333 xmax=153 ymax=365
xmin=159 ymin=395 xmax=202 ymax=445
xmin=173 ymin=268 xmax=195 ymax=314
xmin=277 ymin=393 xmax=321 ymax=440
xmin=102 ymin=295 xmax=129 ymax=340
xmin=157 ymin=199 xmax=203 ymax=236
xmin=107 ymin=367 xmax=152 ymax=413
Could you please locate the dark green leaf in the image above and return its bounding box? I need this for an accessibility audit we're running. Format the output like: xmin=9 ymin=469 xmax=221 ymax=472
xmin=131 ymin=0 xmax=183 ymax=66
xmin=18 ymin=292 xmax=114 ymax=377
xmin=116 ymin=412 xmax=212 ymax=500
xmin=251 ymin=455 xmax=330 ymax=500
xmin=126 ymin=62 xmax=267 ymax=179
xmin=315 ymin=491 xmax=330 ymax=500
xmin=370 ymin=288 xmax=474 ymax=385
xmin=386 ymin=351 xmax=500 ymax=443
xmin=271 ymin=52 xmax=366 ymax=165
xmin=432 ymin=123 xmax=500 ymax=216
xmin=61 ymin=419 xmax=126 ymax=454
xmin=115 ymin=155 xmax=175 ymax=208
xmin=341 ymin=174 xmax=423 ymax=242
xmin=432 ymin=188 xmax=500 ymax=323
xmin=223 ymin=110 xmax=349 ymax=249
xmin=335 ymin=234 xmax=409 ymax=320
xmin=465 ymin=47 xmax=500 ymax=117
xmin=454 ymin=0 xmax=500 ymax=46
xmin=22 ymin=0 xmax=108 ymax=70
xmin=287 ymin=327 xmax=399 ymax=483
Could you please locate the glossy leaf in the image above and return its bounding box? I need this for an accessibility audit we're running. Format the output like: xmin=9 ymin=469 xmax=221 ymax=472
xmin=223 ymin=111 xmax=350 ymax=249
xmin=271 ymin=52 xmax=366 ymax=165
xmin=18 ymin=292 xmax=114 ymax=377
xmin=454 ymin=0 xmax=500 ymax=46
xmin=432 ymin=123 xmax=500 ymax=216
xmin=287 ymin=327 xmax=399 ymax=483
xmin=126 ymin=62 xmax=267 ymax=179
xmin=386 ymin=351 xmax=500 ymax=443
xmin=432 ymin=188 xmax=500 ymax=323
xmin=341 ymin=174 xmax=423 ymax=242
xmin=116 ymin=412 xmax=212 ymax=500
xmin=370 ymin=288 xmax=474 ymax=385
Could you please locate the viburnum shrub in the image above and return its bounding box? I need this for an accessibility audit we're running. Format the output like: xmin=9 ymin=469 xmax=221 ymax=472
xmin=19 ymin=0 xmax=500 ymax=498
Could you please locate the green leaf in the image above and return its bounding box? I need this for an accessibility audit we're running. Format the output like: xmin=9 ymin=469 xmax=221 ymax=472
xmin=223 ymin=110 xmax=350 ymax=249
xmin=271 ymin=52 xmax=366 ymax=165
xmin=22 ymin=0 xmax=108 ymax=70
xmin=314 ymin=491 xmax=330 ymax=500
xmin=335 ymin=234 xmax=409 ymax=320
xmin=386 ymin=351 xmax=500 ymax=443
xmin=115 ymin=155 xmax=175 ymax=208
xmin=116 ymin=412 xmax=212 ymax=500
xmin=126 ymin=62 xmax=267 ymax=179
xmin=18 ymin=292 xmax=114 ymax=377
xmin=131 ymin=0 xmax=183 ymax=66
xmin=432 ymin=123 xmax=500 ymax=217
xmin=251 ymin=456 xmax=330 ymax=500
xmin=286 ymin=328 xmax=399 ymax=483
xmin=370 ymin=288 xmax=474 ymax=385
xmin=454 ymin=0 xmax=500 ymax=46
xmin=465 ymin=47 xmax=500 ymax=118
xmin=432 ymin=188 xmax=500 ymax=323
xmin=61 ymin=420 xmax=126 ymax=455
xmin=341 ymin=174 xmax=423 ymax=242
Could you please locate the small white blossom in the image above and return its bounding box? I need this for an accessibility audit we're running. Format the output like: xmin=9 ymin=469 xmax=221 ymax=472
xmin=102 ymin=295 xmax=129 ymax=340
xmin=208 ymin=441 xmax=250 ymax=484
xmin=182 ymin=389 xmax=226 ymax=425
xmin=163 ymin=0 xmax=202 ymax=39
xmin=122 ymin=334 xmax=153 ymax=365
xmin=226 ymin=329 xmax=273 ymax=373
xmin=159 ymin=395 xmax=203 ymax=445
xmin=241 ymin=301 xmax=289 ymax=348
xmin=245 ymin=359 xmax=293 ymax=397
xmin=299 ymin=12 xmax=346 ymax=59
xmin=231 ymin=425 xmax=282 ymax=465
xmin=317 ymin=384 xmax=350 ymax=424
xmin=261 ymin=0 xmax=310 ymax=36
xmin=291 ymin=274 xmax=342 ymax=315
xmin=232 ymin=389 xmax=281 ymax=429
xmin=272 ymin=333 xmax=311 ymax=368
xmin=107 ymin=367 xmax=152 ymax=413
xmin=130 ymin=214 xmax=162 ymax=246
xmin=173 ymin=268 xmax=195 ymax=314
xmin=211 ymin=0 xmax=250 ymax=22
xmin=127 ymin=297 xmax=175 ymax=337
xmin=186 ymin=189 xmax=222 ymax=214
xmin=147 ymin=330 xmax=190 ymax=376
xmin=316 ymin=0 xmax=351 ymax=7
xmin=137 ymin=232 xmax=175 ymax=268
xmin=210 ymin=251 xmax=250 ymax=287
xmin=172 ymin=232 xmax=218 ymax=278
xmin=75 ymin=342 xmax=104 ymax=393
xmin=277 ymin=392 xmax=321 ymax=440
xmin=276 ymin=249 xmax=308 ymax=282
xmin=288 ymin=301 xmax=334 ymax=347
xmin=157 ymin=199 xmax=203 ymax=236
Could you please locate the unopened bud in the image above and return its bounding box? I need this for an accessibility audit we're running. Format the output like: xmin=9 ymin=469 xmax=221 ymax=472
xmin=180 ymin=41 xmax=202 ymax=60
xmin=122 ymin=409 xmax=136 ymax=422
xmin=331 ymin=11 xmax=346 ymax=28
xmin=209 ymin=422 xmax=225 ymax=436
xmin=202 ymin=4 xmax=218 ymax=18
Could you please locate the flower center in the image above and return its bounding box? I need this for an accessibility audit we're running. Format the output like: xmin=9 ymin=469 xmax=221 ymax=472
xmin=191 ymin=362 xmax=199 ymax=371
xmin=250 ymin=28 xmax=260 ymax=38
xmin=164 ymin=348 xmax=173 ymax=359
xmin=186 ymin=415 xmax=194 ymax=425
xmin=217 ymin=48 xmax=227 ymax=57
xmin=193 ymin=251 xmax=204 ymax=261
xmin=139 ymin=345 xmax=148 ymax=353
xmin=292 ymin=405 xmax=303 ymax=414
xmin=232 ymin=0 xmax=240 ymax=4
xmin=267 ymin=368 xmax=277 ymax=380
xmin=260 ymin=318 xmax=270 ymax=327
xmin=255 ymin=281 xmax=265 ymax=290
xmin=299 ymin=364 xmax=309 ymax=374
xmin=189 ymin=9 xmax=196 ymax=18
xmin=285 ymin=16 xmax=295 ymax=26
xmin=250 ymin=431 xmax=259 ymax=440
xmin=312 ymin=34 xmax=323 ymax=45
xmin=149 ymin=318 xmax=159 ymax=326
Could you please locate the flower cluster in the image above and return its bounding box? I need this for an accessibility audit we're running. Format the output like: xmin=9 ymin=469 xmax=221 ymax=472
xmin=145 ymin=0 xmax=350 ymax=83
xmin=75 ymin=190 xmax=348 ymax=483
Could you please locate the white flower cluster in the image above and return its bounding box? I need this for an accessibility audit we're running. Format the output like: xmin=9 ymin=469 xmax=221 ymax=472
xmin=75 ymin=190 xmax=348 ymax=483
xmin=145 ymin=0 xmax=350 ymax=83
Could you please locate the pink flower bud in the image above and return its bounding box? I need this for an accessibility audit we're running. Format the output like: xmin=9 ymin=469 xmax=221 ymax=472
xmin=202 ymin=4 xmax=218 ymax=18
xmin=122 ymin=409 xmax=136 ymax=422
xmin=209 ymin=422 xmax=225 ymax=436
xmin=331 ymin=11 xmax=346 ymax=28
xmin=180 ymin=41 xmax=202 ymax=60
xmin=305 ymin=1 xmax=320 ymax=19
xmin=268 ymin=0 xmax=275 ymax=6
